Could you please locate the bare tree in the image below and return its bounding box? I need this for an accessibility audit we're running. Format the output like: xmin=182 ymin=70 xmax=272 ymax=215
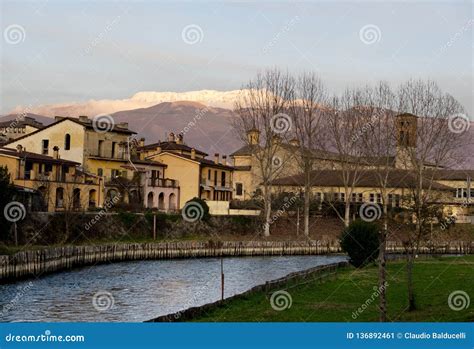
xmin=396 ymin=79 xmax=466 ymax=310
xmin=233 ymin=68 xmax=295 ymax=236
xmin=290 ymin=72 xmax=328 ymax=236
xmin=323 ymin=89 xmax=368 ymax=227
xmin=357 ymin=81 xmax=398 ymax=322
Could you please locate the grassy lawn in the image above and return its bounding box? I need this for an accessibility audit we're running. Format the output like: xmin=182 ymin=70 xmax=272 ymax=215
xmin=194 ymin=255 xmax=474 ymax=322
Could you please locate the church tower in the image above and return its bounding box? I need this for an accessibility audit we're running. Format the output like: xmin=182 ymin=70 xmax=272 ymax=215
xmin=395 ymin=113 xmax=417 ymax=169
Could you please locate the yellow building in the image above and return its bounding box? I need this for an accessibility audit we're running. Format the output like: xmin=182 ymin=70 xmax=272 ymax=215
xmin=3 ymin=116 xmax=179 ymax=211
xmin=0 ymin=146 xmax=102 ymax=212
xmin=138 ymin=132 xmax=234 ymax=209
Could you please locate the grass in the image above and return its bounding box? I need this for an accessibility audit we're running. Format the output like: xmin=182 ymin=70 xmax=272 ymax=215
xmin=193 ymin=255 xmax=474 ymax=322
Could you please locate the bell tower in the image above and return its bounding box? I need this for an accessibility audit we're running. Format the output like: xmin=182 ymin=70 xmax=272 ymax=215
xmin=395 ymin=113 xmax=417 ymax=169
xmin=247 ymin=127 xmax=260 ymax=145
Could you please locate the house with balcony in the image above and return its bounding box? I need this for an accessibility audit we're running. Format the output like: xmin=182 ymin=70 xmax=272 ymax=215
xmin=3 ymin=116 xmax=180 ymax=211
xmin=0 ymin=145 xmax=102 ymax=212
xmin=138 ymin=132 xmax=234 ymax=209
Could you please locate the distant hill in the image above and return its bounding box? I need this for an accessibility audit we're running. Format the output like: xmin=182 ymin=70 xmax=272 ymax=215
xmin=111 ymin=101 xmax=241 ymax=156
xmin=9 ymin=90 xmax=245 ymax=118
xmin=1 ymin=106 xmax=472 ymax=169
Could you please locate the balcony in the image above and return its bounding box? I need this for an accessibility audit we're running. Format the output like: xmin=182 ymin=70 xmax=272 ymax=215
xmin=147 ymin=178 xmax=179 ymax=188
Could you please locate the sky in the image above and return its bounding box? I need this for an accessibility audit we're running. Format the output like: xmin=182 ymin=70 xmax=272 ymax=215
xmin=0 ymin=0 xmax=472 ymax=115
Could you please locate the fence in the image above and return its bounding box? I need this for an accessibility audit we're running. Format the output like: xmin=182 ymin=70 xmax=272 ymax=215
xmin=1 ymin=240 xmax=472 ymax=282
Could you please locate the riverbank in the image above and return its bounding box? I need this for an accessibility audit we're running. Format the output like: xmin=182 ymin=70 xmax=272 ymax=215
xmin=2 ymin=240 xmax=473 ymax=283
xmin=184 ymin=255 xmax=474 ymax=322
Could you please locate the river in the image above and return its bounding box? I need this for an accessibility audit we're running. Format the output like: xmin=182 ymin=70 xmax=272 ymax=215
xmin=0 ymin=255 xmax=346 ymax=322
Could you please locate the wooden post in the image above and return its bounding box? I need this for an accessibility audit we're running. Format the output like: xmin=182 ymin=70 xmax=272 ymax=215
xmin=296 ymin=207 xmax=300 ymax=236
xmin=221 ymin=257 xmax=224 ymax=301
xmin=153 ymin=214 xmax=156 ymax=240
xmin=14 ymin=222 xmax=18 ymax=246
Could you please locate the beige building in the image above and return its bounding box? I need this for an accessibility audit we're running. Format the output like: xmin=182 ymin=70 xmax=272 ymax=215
xmin=0 ymin=146 xmax=102 ymax=212
xmin=138 ymin=132 xmax=234 ymax=209
xmin=3 ymin=116 xmax=179 ymax=211
xmin=230 ymin=113 xmax=473 ymax=221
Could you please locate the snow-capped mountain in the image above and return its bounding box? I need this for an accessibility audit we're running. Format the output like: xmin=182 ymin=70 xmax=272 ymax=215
xmin=10 ymin=90 xmax=245 ymax=117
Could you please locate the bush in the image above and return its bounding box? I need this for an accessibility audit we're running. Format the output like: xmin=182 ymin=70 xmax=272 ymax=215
xmin=340 ymin=219 xmax=380 ymax=268
xmin=184 ymin=197 xmax=210 ymax=222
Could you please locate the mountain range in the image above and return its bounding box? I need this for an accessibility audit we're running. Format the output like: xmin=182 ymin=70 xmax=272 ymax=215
xmin=1 ymin=91 xmax=473 ymax=168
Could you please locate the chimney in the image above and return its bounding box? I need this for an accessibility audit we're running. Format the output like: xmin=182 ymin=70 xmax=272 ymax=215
xmin=118 ymin=122 xmax=128 ymax=129
xmin=176 ymin=133 xmax=184 ymax=144
xmin=16 ymin=144 xmax=23 ymax=153
xmin=139 ymin=138 xmax=145 ymax=148
xmin=168 ymin=132 xmax=175 ymax=142
xmin=271 ymin=134 xmax=281 ymax=145
xmin=78 ymin=116 xmax=89 ymax=123
xmin=214 ymin=153 xmax=219 ymax=164
xmin=222 ymin=155 xmax=227 ymax=165
xmin=53 ymin=146 xmax=60 ymax=159
xmin=191 ymin=148 xmax=196 ymax=160
xmin=54 ymin=116 xmax=65 ymax=122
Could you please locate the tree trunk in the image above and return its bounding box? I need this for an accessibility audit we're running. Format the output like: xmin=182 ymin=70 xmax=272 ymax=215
xmin=263 ymin=186 xmax=271 ymax=237
xmin=304 ymin=183 xmax=310 ymax=236
xmin=406 ymin=252 xmax=416 ymax=311
xmin=378 ymin=210 xmax=388 ymax=322
xmin=344 ymin=201 xmax=350 ymax=227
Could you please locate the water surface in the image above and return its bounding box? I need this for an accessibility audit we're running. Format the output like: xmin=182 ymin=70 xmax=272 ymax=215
xmin=0 ymin=255 xmax=346 ymax=322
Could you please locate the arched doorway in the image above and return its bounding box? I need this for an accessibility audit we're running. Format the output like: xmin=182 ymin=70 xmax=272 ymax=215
xmin=73 ymin=188 xmax=81 ymax=210
xmin=168 ymin=193 xmax=176 ymax=210
xmin=107 ymin=189 xmax=119 ymax=203
xmin=89 ymin=189 xmax=97 ymax=208
xmin=38 ymin=186 xmax=48 ymax=211
xmin=147 ymin=192 xmax=154 ymax=208
xmin=158 ymin=192 xmax=165 ymax=210
xmin=55 ymin=187 xmax=64 ymax=208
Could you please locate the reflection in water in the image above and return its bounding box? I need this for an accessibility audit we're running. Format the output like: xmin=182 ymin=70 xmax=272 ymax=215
xmin=0 ymin=255 xmax=346 ymax=322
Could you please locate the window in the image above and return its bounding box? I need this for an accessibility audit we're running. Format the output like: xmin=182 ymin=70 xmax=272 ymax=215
xmin=42 ymin=139 xmax=49 ymax=155
xmin=315 ymin=192 xmax=322 ymax=202
xmin=221 ymin=172 xmax=226 ymax=186
xmin=208 ymin=169 xmax=211 ymax=180
xmin=236 ymin=183 xmax=243 ymax=196
xmin=339 ymin=192 xmax=345 ymax=202
xmin=214 ymin=170 xmax=218 ymax=185
xmin=64 ymin=134 xmax=71 ymax=150
xmin=98 ymin=140 xmax=104 ymax=157
xmin=111 ymin=169 xmax=120 ymax=178
xmin=376 ymin=193 xmax=382 ymax=203
xmin=351 ymin=193 xmax=357 ymax=202
xmin=369 ymin=193 xmax=375 ymax=202
xmin=112 ymin=142 xmax=116 ymax=158
xmin=97 ymin=168 xmax=103 ymax=176
xmin=358 ymin=193 xmax=363 ymax=202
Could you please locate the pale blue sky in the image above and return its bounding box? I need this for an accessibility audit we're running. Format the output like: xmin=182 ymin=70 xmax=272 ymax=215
xmin=1 ymin=0 xmax=472 ymax=114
